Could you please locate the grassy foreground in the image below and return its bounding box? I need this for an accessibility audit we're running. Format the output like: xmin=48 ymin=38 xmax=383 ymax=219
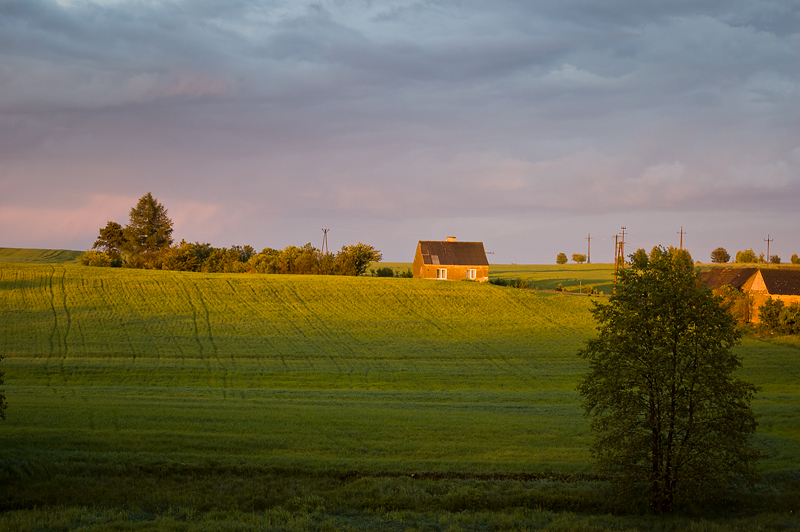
xmin=1 ymin=254 xmax=799 ymax=530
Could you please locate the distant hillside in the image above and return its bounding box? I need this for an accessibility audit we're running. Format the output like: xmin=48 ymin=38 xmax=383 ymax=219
xmin=0 ymin=247 xmax=84 ymax=264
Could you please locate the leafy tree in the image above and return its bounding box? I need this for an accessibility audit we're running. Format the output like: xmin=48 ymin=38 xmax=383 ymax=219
xmin=792 ymin=253 xmax=800 ymax=265
xmin=735 ymin=249 xmax=757 ymax=263
xmin=770 ymin=254 xmax=781 ymax=264
xmin=556 ymin=253 xmax=568 ymax=265
xmin=710 ymin=247 xmax=730 ymax=263
xmin=93 ymin=221 xmax=126 ymax=253
xmin=713 ymin=285 xmax=753 ymax=324
xmin=631 ymin=248 xmax=649 ymax=268
xmin=572 ymin=253 xmax=587 ymax=264
xmin=123 ymin=192 xmax=174 ymax=259
xmin=335 ymin=243 xmax=382 ymax=276
xmin=578 ymin=246 xmax=760 ymax=513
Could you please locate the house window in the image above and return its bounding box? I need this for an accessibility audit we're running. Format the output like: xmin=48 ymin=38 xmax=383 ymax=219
xmin=436 ymin=268 xmax=447 ymax=279
xmin=466 ymin=269 xmax=476 ymax=280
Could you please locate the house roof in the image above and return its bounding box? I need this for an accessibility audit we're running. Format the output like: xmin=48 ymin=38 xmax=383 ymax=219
xmin=698 ymin=268 xmax=757 ymax=290
xmin=759 ymin=269 xmax=800 ymax=296
xmin=699 ymin=267 xmax=800 ymax=296
xmin=417 ymin=241 xmax=489 ymax=266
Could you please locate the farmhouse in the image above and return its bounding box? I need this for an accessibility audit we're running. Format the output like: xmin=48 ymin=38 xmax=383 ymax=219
xmin=699 ymin=267 xmax=800 ymax=323
xmin=413 ymin=237 xmax=489 ymax=281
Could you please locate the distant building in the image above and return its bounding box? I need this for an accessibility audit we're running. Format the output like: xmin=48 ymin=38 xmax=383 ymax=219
xmin=699 ymin=267 xmax=800 ymax=323
xmin=413 ymin=237 xmax=489 ymax=282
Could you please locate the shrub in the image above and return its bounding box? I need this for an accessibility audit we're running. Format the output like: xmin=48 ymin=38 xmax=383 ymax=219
xmin=489 ymin=278 xmax=531 ymax=289
xmin=758 ymin=298 xmax=784 ymax=332
xmin=374 ymin=267 xmax=395 ymax=277
xmin=556 ymin=253 xmax=568 ymax=265
xmin=735 ymin=249 xmax=758 ymax=263
xmin=81 ymin=250 xmax=122 ymax=267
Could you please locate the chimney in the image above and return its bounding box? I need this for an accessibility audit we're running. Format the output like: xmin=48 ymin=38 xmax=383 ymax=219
xmin=446 ymin=236 xmax=456 ymax=242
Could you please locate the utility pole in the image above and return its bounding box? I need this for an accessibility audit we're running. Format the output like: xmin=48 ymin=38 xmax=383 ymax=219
xmin=678 ymin=226 xmax=686 ymax=250
xmin=619 ymin=227 xmax=626 ymax=267
xmin=587 ymin=234 xmax=593 ymax=264
xmin=765 ymin=234 xmax=773 ymax=260
xmin=613 ymin=234 xmax=619 ymax=295
xmin=321 ymin=228 xmax=330 ymax=254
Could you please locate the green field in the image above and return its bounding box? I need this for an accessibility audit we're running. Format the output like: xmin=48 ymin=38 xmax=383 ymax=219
xmin=1 ymin=251 xmax=799 ymax=530
xmin=0 ymin=247 xmax=84 ymax=264
xmin=378 ymin=261 xmax=617 ymax=295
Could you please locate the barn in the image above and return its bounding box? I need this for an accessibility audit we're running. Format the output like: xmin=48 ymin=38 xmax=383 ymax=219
xmin=699 ymin=267 xmax=800 ymax=323
xmin=412 ymin=237 xmax=489 ymax=282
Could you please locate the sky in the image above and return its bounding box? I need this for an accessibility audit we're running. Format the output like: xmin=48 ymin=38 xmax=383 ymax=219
xmin=1 ymin=0 xmax=799 ymax=263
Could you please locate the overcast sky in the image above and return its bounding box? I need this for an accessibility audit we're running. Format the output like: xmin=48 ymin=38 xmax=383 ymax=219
xmin=2 ymin=0 xmax=799 ymax=263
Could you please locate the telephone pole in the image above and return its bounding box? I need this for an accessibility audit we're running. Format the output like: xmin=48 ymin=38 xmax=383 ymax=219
xmin=678 ymin=226 xmax=686 ymax=250
xmin=619 ymin=227 xmax=626 ymax=266
xmin=587 ymin=234 xmax=593 ymax=264
xmin=321 ymin=228 xmax=330 ymax=254
xmin=613 ymin=234 xmax=619 ymax=295
xmin=765 ymin=234 xmax=773 ymax=260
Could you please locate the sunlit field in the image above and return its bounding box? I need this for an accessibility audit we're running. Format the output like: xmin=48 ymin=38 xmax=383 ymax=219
xmin=1 ymin=250 xmax=799 ymax=530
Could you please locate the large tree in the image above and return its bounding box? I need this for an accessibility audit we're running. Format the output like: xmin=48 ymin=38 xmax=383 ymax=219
xmin=577 ymin=247 xmax=760 ymax=513
xmin=124 ymin=192 xmax=174 ymax=257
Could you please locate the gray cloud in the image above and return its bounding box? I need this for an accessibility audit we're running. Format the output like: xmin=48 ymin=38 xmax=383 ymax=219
xmin=1 ymin=0 xmax=799 ymax=261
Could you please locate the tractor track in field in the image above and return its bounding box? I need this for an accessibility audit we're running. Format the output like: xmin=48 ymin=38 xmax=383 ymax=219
xmin=59 ymin=266 xmax=71 ymax=357
xmin=389 ymin=285 xmax=534 ymax=383
xmin=172 ymin=274 xmax=206 ymax=360
xmin=46 ymin=265 xmax=60 ymax=358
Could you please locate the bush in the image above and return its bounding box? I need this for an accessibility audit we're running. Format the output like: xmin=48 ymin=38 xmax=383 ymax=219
xmin=792 ymin=253 xmax=800 ymax=265
xmin=714 ymin=285 xmax=754 ymax=324
xmin=489 ymin=278 xmax=531 ymax=289
xmin=81 ymin=250 xmax=122 ymax=267
xmin=758 ymin=298 xmax=784 ymax=333
xmin=735 ymin=249 xmax=758 ymax=263
xmin=556 ymin=253 xmax=568 ymax=265
xmin=374 ymin=267 xmax=394 ymax=277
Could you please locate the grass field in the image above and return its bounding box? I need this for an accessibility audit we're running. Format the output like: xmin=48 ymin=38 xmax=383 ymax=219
xmin=1 ymin=250 xmax=799 ymax=530
xmin=378 ymin=261 xmax=617 ymax=295
xmin=0 ymin=247 xmax=84 ymax=264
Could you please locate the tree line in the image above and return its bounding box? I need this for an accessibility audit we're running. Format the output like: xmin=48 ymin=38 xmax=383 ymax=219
xmin=83 ymin=193 xmax=381 ymax=276
xmin=711 ymin=246 xmax=800 ymax=265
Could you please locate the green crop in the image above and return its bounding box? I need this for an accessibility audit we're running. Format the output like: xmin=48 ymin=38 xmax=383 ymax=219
xmin=1 ymin=254 xmax=799 ymax=529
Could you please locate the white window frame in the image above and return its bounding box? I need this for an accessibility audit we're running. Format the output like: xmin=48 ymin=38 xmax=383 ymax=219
xmin=436 ymin=268 xmax=447 ymax=279
xmin=466 ymin=268 xmax=476 ymax=280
